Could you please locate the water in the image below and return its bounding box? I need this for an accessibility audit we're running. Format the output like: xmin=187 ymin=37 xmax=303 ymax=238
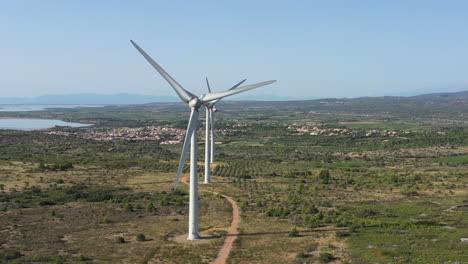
xmin=0 ymin=104 xmax=104 ymax=112
xmin=0 ymin=118 xmax=92 ymax=130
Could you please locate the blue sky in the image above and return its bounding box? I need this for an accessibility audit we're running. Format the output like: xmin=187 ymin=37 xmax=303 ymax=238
xmin=1 ymin=0 xmax=467 ymax=98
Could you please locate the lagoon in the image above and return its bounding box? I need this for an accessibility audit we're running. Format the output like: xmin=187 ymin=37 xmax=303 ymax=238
xmin=0 ymin=104 xmax=104 ymax=112
xmin=0 ymin=118 xmax=92 ymax=130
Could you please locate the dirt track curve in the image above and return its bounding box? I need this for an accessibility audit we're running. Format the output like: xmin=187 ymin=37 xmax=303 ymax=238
xmin=181 ymin=176 xmax=240 ymax=264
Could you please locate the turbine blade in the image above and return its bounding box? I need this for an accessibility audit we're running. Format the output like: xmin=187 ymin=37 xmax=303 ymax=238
xmin=200 ymin=80 xmax=276 ymax=102
xmin=211 ymin=79 xmax=247 ymax=105
xmin=206 ymin=77 xmax=212 ymax=93
xmin=174 ymin=110 xmax=199 ymax=189
xmin=130 ymin=40 xmax=195 ymax=103
xmin=229 ymin=79 xmax=247 ymax=90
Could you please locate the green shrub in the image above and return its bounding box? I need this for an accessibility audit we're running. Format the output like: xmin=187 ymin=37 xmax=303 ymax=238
xmin=318 ymin=169 xmax=331 ymax=184
xmin=30 ymin=255 xmax=67 ymax=263
xmin=296 ymin=251 xmax=308 ymax=258
xmin=288 ymin=227 xmax=300 ymax=237
xmin=240 ymin=201 xmax=249 ymax=210
xmin=146 ymin=202 xmax=156 ymax=213
xmin=400 ymin=188 xmax=419 ymax=196
xmin=307 ymin=204 xmax=319 ymax=214
xmin=309 ymin=218 xmax=319 ymax=228
xmin=77 ymin=254 xmax=90 ymax=261
xmin=136 ymin=233 xmax=146 ymax=241
xmin=318 ymin=252 xmax=335 ymax=263
xmin=0 ymin=249 xmax=22 ymax=261
xmin=356 ymin=208 xmax=378 ymax=218
xmin=116 ymin=236 xmax=125 ymax=243
xmin=336 ymin=231 xmax=351 ymax=237
xmin=124 ymin=203 xmax=134 ymax=212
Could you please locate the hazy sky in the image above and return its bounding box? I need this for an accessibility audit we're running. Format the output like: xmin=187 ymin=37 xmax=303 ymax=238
xmin=1 ymin=0 xmax=468 ymax=98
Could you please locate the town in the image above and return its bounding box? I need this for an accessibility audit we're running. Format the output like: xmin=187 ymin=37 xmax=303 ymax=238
xmin=287 ymin=122 xmax=410 ymax=137
xmin=44 ymin=125 xmax=233 ymax=144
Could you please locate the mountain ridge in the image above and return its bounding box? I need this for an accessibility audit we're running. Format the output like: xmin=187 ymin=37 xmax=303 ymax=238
xmin=0 ymin=89 xmax=467 ymax=105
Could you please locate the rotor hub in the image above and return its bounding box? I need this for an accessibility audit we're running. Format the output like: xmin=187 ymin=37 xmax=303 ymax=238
xmin=188 ymin=97 xmax=202 ymax=110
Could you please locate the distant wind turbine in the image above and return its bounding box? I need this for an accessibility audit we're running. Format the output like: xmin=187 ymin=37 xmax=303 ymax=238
xmin=203 ymin=77 xmax=246 ymax=184
xmin=131 ymin=40 xmax=276 ymax=240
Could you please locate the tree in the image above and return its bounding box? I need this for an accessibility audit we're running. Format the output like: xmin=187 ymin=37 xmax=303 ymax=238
xmin=265 ymin=207 xmax=274 ymax=217
xmin=124 ymin=203 xmax=134 ymax=212
xmin=146 ymin=202 xmax=156 ymax=214
xmin=318 ymin=169 xmax=331 ymax=184
xmin=288 ymin=227 xmax=300 ymax=237
xmin=307 ymin=204 xmax=319 ymax=214
xmin=136 ymin=233 xmax=146 ymax=241
xmin=319 ymin=253 xmax=335 ymax=263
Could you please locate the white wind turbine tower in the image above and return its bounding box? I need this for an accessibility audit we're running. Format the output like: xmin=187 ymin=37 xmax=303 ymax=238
xmin=203 ymin=77 xmax=246 ymax=184
xmin=131 ymin=40 xmax=276 ymax=240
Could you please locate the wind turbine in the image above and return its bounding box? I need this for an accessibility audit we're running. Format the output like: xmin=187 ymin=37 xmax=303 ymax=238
xmin=203 ymin=77 xmax=246 ymax=184
xmin=130 ymin=40 xmax=276 ymax=240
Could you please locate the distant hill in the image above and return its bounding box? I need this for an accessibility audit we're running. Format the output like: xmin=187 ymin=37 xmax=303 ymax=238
xmin=213 ymin=89 xmax=468 ymax=122
xmin=0 ymin=93 xmax=318 ymax=104
xmin=396 ymin=85 xmax=468 ymax=97
xmin=0 ymin=93 xmax=179 ymax=105
xmin=0 ymin=89 xmax=467 ymax=105
xmin=412 ymin=90 xmax=468 ymax=99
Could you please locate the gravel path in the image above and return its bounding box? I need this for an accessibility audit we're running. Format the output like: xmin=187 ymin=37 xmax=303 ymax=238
xmin=181 ymin=176 xmax=241 ymax=264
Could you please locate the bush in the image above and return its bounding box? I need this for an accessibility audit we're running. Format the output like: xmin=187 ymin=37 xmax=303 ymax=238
xmin=318 ymin=252 xmax=335 ymax=263
xmin=400 ymin=188 xmax=419 ymax=196
xmin=124 ymin=203 xmax=134 ymax=212
xmin=116 ymin=236 xmax=125 ymax=243
xmin=77 ymin=254 xmax=90 ymax=261
xmin=30 ymin=255 xmax=66 ymax=263
xmin=136 ymin=233 xmax=146 ymax=241
xmin=265 ymin=207 xmax=274 ymax=217
xmin=39 ymin=200 xmax=56 ymax=206
xmin=288 ymin=227 xmax=300 ymax=237
xmin=0 ymin=249 xmax=22 ymax=261
xmin=318 ymin=169 xmax=331 ymax=184
xmin=240 ymin=201 xmax=249 ymax=210
xmin=356 ymin=208 xmax=378 ymax=218
xmin=307 ymin=204 xmax=319 ymax=214
xmin=309 ymin=218 xmax=319 ymax=228
xmin=38 ymin=162 xmax=74 ymax=171
xmin=336 ymin=231 xmax=351 ymax=237
xmin=146 ymin=202 xmax=156 ymax=213
xmin=296 ymin=251 xmax=308 ymax=258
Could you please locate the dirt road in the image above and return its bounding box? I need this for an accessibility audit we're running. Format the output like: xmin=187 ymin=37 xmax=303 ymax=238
xmin=181 ymin=176 xmax=240 ymax=264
